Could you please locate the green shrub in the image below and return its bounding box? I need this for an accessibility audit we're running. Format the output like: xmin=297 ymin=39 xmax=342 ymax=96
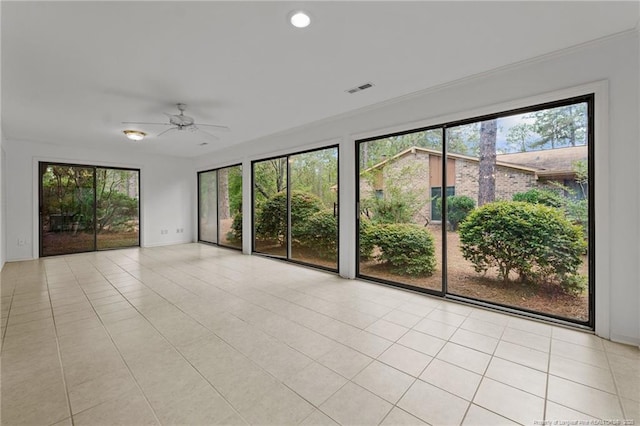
xmin=361 ymin=198 xmax=413 ymax=224
xmin=359 ymin=218 xmax=376 ymax=260
xmin=459 ymin=201 xmax=586 ymax=288
xmin=512 ymin=188 xmax=564 ymax=208
xmin=295 ymin=210 xmax=337 ymax=259
xmin=255 ymin=191 xmax=323 ymax=245
xmin=513 ymin=188 xmax=588 ymax=241
xmin=436 ymin=195 xmax=476 ymax=231
xmin=560 ymin=273 xmax=588 ymax=296
xmin=369 ymin=224 xmax=437 ymax=276
xmin=228 ymin=211 xmax=242 ymax=242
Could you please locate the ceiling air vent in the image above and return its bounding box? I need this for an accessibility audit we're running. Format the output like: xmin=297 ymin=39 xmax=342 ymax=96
xmin=346 ymin=82 xmax=374 ymax=94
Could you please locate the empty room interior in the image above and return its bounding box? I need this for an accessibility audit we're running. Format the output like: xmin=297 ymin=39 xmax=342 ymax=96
xmin=1 ymin=2 xmax=639 ymax=425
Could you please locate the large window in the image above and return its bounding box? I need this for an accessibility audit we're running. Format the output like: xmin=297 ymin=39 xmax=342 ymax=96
xmin=198 ymin=164 xmax=243 ymax=250
xmin=358 ymin=129 xmax=444 ymax=293
xmin=357 ymin=96 xmax=593 ymax=326
xmin=39 ymin=163 xmax=140 ymax=256
xmin=253 ymin=146 xmax=339 ymax=271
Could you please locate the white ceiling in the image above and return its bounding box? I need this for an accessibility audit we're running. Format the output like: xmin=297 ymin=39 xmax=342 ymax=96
xmin=2 ymin=1 xmax=638 ymax=158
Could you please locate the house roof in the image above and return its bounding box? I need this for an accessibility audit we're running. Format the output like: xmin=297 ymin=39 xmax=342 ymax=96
xmin=365 ymin=147 xmax=540 ymax=175
xmin=496 ymin=145 xmax=587 ymax=177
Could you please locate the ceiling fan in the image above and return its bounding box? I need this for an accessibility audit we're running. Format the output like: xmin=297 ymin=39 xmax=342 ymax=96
xmin=122 ymin=103 xmax=230 ymax=139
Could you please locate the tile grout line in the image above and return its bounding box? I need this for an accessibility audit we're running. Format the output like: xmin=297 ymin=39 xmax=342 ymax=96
xmin=542 ymin=328 xmax=553 ymax=423
xmin=377 ymin=305 xmax=472 ymax=425
xmin=454 ymin=311 xmax=509 ymax=425
xmin=602 ymin=342 xmax=629 ymax=419
xmin=90 ymin=255 xmax=256 ymax=425
xmin=0 ymin=269 xmax=18 ymax=352
xmin=48 ymin=258 xmax=77 ymax=426
xmin=63 ymin=254 xmax=163 ymax=425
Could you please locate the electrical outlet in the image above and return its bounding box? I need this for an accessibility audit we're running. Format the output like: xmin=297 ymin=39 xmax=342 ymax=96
xmin=179 ymin=228 xmax=184 ymax=233
xmin=176 ymin=228 xmax=180 ymax=233
xmin=17 ymin=238 xmax=25 ymax=246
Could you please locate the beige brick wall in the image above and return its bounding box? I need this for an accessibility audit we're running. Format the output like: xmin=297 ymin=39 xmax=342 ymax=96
xmin=455 ymin=159 xmax=537 ymax=203
xmin=359 ymin=153 xmax=537 ymax=222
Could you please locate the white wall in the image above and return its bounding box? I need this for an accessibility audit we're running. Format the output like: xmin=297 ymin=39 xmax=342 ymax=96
xmin=196 ymin=32 xmax=640 ymax=346
xmin=3 ymin=139 xmax=194 ymax=261
xmin=1 ymin=132 xmax=6 ymax=270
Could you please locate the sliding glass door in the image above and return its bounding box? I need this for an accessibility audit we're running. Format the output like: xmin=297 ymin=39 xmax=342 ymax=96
xmin=357 ymin=95 xmax=593 ymax=326
xmin=39 ymin=163 xmax=139 ymax=257
xmin=358 ymin=129 xmax=444 ymax=293
xmin=96 ymin=168 xmax=140 ymax=250
xmin=445 ymin=101 xmax=591 ymax=323
xmin=253 ymin=146 xmax=339 ymax=271
xmin=198 ymin=164 xmax=243 ymax=249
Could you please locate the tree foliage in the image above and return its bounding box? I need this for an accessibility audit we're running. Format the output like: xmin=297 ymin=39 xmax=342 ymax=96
xmin=528 ymin=103 xmax=587 ymax=149
xmin=459 ymin=201 xmax=586 ymax=291
xmin=360 ymin=162 xmax=428 ymax=225
xmin=512 ymin=188 xmax=564 ymax=208
xmin=360 ymin=129 xmax=443 ymax=169
xmin=255 ymin=191 xmax=324 ymax=245
xmin=506 ymin=123 xmax=533 ymax=152
xmin=41 ymin=165 xmax=138 ymax=233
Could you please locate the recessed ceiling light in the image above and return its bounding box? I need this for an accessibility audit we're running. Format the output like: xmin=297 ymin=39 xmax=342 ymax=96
xmin=289 ymin=11 xmax=311 ymax=28
xmin=123 ymin=130 xmax=146 ymax=141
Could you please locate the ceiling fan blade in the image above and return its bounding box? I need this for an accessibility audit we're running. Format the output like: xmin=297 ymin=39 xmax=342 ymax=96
xmin=157 ymin=127 xmax=179 ymax=137
xmin=195 ymin=127 xmax=220 ymax=141
xmin=195 ymin=123 xmax=230 ymax=131
xmin=122 ymin=121 xmax=172 ymax=126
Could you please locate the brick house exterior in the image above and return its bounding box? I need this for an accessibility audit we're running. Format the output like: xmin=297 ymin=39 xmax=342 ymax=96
xmin=360 ymin=147 xmax=542 ymax=223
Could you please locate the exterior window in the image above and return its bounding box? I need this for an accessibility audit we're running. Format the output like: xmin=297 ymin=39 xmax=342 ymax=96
xmin=198 ymin=165 xmax=243 ymax=249
xmin=253 ymin=146 xmax=339 ymax=271
xmin=357 ymin=95 xmax=593 ymax=326
xmin=39 ymin=163 xmax=140 ymax=256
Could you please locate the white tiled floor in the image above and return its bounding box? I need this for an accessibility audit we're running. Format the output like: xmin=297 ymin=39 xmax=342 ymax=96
xmin=1 ymin=243 xmax=638 ymax=425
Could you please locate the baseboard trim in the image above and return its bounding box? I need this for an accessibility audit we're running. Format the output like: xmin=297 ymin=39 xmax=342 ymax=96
xmin=142 ymin=240 xmax=193 ymax=248
xmin=610 ymin=333 xmax=640 ymax=348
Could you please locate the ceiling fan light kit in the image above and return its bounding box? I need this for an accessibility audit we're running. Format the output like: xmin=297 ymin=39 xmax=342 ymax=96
xmin=122 ymin=103 xmax=230 ymax=141
xmin=123 ymin=130 xmax=146 ymax=141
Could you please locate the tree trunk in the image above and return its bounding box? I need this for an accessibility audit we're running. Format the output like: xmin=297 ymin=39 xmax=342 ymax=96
xmin=478 ymin=119 xmax=497 ymax=206
xmin=218 ymin=168 xmax=230 ymax=219
xmin=275 ymin=158 xmax=287 ymax=192
xmin=361 ymin=143 xmax=368 ymax=169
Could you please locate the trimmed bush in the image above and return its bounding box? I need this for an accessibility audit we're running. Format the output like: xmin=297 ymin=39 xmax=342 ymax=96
xmin=295 ymin=210 xmax=337 ymax=259
xmin=514 ymin=188 xmax=588 ymax=241
xmin=255 ymin=191 xmax=323 ymax=245
xmin=369 ymin=224 xmax=437 ymax=276
xmin=513 ymin=188 xmax=564 ymax=208
xmin=459 ymin=201 xmax=586 ymax=288
xmin=358 ymin=218 xmax=376 ymax=260
xmin=437 ymin=195 xmax=476 ymax=231
xmin=228 ymin=211 xmax=242 ymax=242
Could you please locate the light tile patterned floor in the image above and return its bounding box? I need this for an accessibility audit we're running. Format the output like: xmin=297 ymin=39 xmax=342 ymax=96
xmin=1 ymin=243 xmax=638 ymax=425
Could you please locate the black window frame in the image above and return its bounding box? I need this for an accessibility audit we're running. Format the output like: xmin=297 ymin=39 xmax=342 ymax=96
xmin=356 ymin=94 xmax=595 ymax=329
xmin=197 ymin=163 xmax=243 ymax=251
xmin=38 ymin=161 xmax=141 ymax=257
xmin=251 ymin=144 xmax=340 ymax=274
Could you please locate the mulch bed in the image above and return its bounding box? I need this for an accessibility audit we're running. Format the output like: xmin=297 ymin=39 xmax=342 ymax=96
xmin=360 ymin=225 xmax=589 ymax=322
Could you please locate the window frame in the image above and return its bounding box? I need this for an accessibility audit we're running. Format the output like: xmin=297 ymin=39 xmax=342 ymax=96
xmin=251 ymin=144 xmax=340 ymax=273
xmin=197 ymin=163 xmax=243 ymax=250
xmin=355 ymin=94 xmax=595 ymax=328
